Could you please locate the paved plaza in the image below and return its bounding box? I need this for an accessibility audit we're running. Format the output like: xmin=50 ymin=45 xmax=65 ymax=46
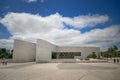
xmin=0 ymin=62 xmax=120 ymax=80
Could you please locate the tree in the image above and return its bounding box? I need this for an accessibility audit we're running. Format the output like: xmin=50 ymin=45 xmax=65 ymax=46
xmin=113 ymin=45 xmax=118 ymax=57
xmin=113 ymin=45 xmax=118 ymax=51
xmin=102 ymin=52 xmax=109 ymax=58
xmin=1 ymin=48 xmax=7 ymax=53
xmin=118 ymin=51 xmax=120 ymax=57
xmin=106 ymin=45 xmax=118 ymax=58
xmin=87 ymin=52 xmax=97 ymax=59
xmin=0 ymin=48 xmax=13 ymax=59
xmin=107 ymin=47 xmax=114 ymax=58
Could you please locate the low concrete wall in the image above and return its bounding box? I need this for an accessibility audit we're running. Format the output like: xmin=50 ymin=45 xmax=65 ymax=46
xmin=51 ymin=59 xmax=107 ymax=63
xmin=51 ymin=59 xmax=77 ymax=63
xmin=0 ymin=59 xmax=13 ymax=63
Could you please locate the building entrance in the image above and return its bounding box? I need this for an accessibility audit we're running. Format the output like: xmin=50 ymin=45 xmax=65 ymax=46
xmin=52 ymin=52 xmax=81 ymax=59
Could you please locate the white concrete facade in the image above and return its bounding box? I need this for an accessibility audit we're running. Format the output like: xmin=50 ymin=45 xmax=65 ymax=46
xmin=13 ymin=39 xmax=100 ymax=63
xmin=13 ymin=40 xmax=36 ymax=62
xmin=56 ymin=47 xmax=100 ymax=59
xmin=36 ymin=39 xmax=56 ymax=62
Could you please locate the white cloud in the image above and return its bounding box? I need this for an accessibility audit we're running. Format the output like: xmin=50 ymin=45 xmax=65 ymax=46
xmin=40 ymin=0 xmax=44 ymax=3
xmin=76 ymin=25 xmax=120 ymax=50
xmin=63 ymin=14 xmax=109 ymax=28
xmin=25 ymin=0 xmax=37 ymax=3
xmin=0 ymin=39 xmax=13 ymax=49
xmin=0 ymin=12 xmax=120 ymax=51
xmin=0 ymin=12 xmax=108 ymax=35
xmin=25 ymin=0 xmax=44 ymax=3
xmin=0 ymin=13 xmax=64 ymax=35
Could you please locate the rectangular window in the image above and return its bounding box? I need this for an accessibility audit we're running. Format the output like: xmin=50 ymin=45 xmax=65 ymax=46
xmin=52 ymin=52 xmax=81 ymax=59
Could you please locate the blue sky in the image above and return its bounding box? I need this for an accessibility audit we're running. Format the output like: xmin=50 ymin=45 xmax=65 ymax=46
xmin=0 ymin=0 xmax=120 ymax=50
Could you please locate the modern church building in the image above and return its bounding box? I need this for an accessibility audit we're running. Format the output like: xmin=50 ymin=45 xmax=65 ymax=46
xmin=13 ymin=39 xmax=100 ymax=63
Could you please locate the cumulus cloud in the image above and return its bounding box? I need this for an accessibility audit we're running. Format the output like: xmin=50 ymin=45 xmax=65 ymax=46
xmin=0 ymin=12 xmax=120 ymax=50
xmin=40 ymin=0 xmax=44 ymax=3
xmin=0 ymin=39 xmax=13 ymax=49
xmin=63 ymin=14 xmax=109 ymax=28
xmin=25 ymin=0 xmax=44 ymax=3
xmin=0 ymin=13 xmax=64 ymax=35
xmin=74 ymin=25 xmax=120 ymax=50
xmin=0 ymin=12 xmax=108 ymax=35
xmin=25 ymin=0 xmax=37 ymax=3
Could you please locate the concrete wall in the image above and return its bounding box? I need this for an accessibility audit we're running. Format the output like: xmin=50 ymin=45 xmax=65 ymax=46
xmin=13 ymin=39 xmax=100 ymax=63
xmin=13 ymin=39 xmax=36 ymax=62
xmin=36 ymin=39 xmax=56 ymax=62
xmin=56 ymin=46 xmax=100 ymax=59
xmin=36 ymin=39 xmax=100 ymax=62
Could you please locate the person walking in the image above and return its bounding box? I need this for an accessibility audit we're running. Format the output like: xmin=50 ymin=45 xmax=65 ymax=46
xmin=117 ymin=58 xmax=119 ymax=64
xmin=1 ymin=58 xmax=5 ymax=65
xmin=4 ymin=58 xmax=8 ymax=65
xmin=114 ymin=58 xmax=116 ymax=63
